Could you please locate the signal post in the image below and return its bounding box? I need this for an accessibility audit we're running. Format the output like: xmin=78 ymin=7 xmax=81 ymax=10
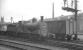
xmin=62 ymin=0 xmax=79 ymax=40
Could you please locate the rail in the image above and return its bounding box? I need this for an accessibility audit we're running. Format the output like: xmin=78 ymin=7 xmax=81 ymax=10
xmin=0 ymin=39 xmax=56 ymax=50
xmin=0 ymin=36 xmax=83 ymax=50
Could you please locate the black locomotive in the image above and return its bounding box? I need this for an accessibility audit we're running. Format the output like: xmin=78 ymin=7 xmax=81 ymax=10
xmin=0 ymin=18 xmax=78 ymax=41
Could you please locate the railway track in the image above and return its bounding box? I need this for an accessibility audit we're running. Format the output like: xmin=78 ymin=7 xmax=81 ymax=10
xmin=71 ymin=40 xmax=83 ymax=44
xmin=0 ymin=36 xmax=83 ymax=50
xmin=46 ymin=40 xmax=83 ymax=50
xmin=0 ymin=39 xmax=50 ymax=50
xmin=0 ymin=44 xmax=24 ymax=50
xmin=0 ymin=39 xmax=83 ymax=50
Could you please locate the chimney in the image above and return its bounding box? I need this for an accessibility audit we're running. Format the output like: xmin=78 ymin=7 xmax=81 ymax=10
xmin=18 ymin=21 xmax=22 ymax=25
xmin=40 ymin=16 xmax=44 ymax=22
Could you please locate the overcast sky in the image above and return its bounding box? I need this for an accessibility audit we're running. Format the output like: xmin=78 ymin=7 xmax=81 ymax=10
xmin=0 ymin=0 xmax=83 ymax=22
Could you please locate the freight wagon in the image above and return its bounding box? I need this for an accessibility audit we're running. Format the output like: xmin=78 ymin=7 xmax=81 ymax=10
xmin=41 ymin=17 xmax=75 ymax=40
xmin=38 ymin=17 xmax=75 ymax=40
xmin=44 ymin=20 xmax=66 ymax=40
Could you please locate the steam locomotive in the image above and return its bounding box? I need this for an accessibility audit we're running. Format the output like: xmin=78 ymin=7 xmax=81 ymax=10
xmin=0 ymin=17 xmax=77 ymax=41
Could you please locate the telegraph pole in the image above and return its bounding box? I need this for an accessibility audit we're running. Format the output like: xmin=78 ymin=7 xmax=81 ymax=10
xmin=75 ymin=0 xmax=78 ymax=34
xmin=74 ymin=0 xmax=78 ymax=40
